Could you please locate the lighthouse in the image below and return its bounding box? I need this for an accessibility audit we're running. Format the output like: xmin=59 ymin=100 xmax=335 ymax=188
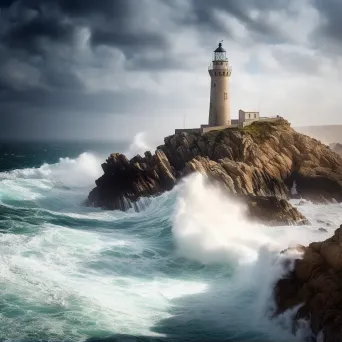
xmin=208 ymin=42 xmax=232 ymax=126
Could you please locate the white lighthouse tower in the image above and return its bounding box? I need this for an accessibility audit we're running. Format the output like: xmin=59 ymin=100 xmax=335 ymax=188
xmin=208 ymin=42 xmax=232 ymax=127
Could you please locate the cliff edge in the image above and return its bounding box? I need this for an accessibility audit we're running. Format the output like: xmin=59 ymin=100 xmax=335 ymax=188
xmin=87 ymin=119 xmax=342 ymax=223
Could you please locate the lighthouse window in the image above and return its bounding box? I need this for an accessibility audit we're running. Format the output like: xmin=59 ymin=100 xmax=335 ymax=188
xmin=224 ymin=92 xmax=227 ymax=100
xmin=213 ymin=83 xmax=216 ymax=87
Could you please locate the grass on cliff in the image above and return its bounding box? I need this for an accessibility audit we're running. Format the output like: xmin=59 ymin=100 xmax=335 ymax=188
xmin=241 ymin=119 xmax=289 ymax=143
xmin=175 ymin=118 xmax=289 ymax=147
xmin=202 ymin=118 xmax=288 ymax=144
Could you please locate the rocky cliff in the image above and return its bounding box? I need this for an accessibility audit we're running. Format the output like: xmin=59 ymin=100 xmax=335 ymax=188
xmin=274 ymin=225 xmax=342 ymax=341
xmin=87 ymin=119 xmax=342 ymax=214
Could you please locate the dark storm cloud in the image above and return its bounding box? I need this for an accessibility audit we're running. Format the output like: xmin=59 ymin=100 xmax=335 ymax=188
xmin=0 ymin=0 xmax=340 ymax=140
xmin=56 ymin=0 xmax=122 ymax=17
xmin=0 ymin=86 xmax=153 ymax=114
xmin=3 ymin=14 xmax=75 ymax=53
xmin=0 ymin=0 xmax=174 ymax=137
xmin=184 ymin=0 xmax=296 ymax=43
xmin=0 ymin=0 xmax=14 ymax=8
xmin=52 ymin=0 xmax=169 ymax=52
xmin=90 ymin=29 xmax=166 ymax=51
xmin=312 ymin=0 xmax=342 ymax=45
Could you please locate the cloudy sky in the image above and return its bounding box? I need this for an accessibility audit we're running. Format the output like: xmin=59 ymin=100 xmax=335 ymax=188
xmin=0 ymin=0 xmax=342 ymax=141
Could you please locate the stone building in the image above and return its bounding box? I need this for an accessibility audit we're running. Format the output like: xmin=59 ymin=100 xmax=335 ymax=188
xmin=239 ymin=110 xmax=260 ymax=127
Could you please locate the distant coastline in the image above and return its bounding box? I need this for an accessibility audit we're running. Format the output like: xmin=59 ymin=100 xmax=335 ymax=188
xmin=295 ymin=125 xmax=342 ymax=144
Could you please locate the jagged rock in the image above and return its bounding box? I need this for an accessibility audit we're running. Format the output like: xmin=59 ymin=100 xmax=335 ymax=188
xmin=87 ymin=152 xmax=174 ymax=210
xmin=274 ymin=225 xmax=342 ymax=341
xmin=87 ymin=119 xmax=342 ymax=210
xmin=241 ymin=195 xmax=308 ymax=226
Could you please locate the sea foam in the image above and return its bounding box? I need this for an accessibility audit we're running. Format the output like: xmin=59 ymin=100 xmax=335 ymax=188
xmin=0 ymin=148 xmax=341 ymax=341
xmin=170 ymin=173 xmax=331 ymax=340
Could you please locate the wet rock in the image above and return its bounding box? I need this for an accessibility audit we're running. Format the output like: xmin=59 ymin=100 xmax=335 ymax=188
xmin=274 ymin=225 xmax=342 ymax=341
xmin=318 ymin=228 xmax=328 ymax=233
xmin=87 ymin=152 xmax=175 ymax=210
xmin=242 ymin=195 xmax=308 ymax=226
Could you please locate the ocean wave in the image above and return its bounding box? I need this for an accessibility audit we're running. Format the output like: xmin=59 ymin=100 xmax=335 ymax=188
xmin=0 ymin=152 xmax=103 ymax=187
xmin=125 ymin=132 xmax=153 ymax=159
xmin=1 ymin=155 xmax=342 ymax=341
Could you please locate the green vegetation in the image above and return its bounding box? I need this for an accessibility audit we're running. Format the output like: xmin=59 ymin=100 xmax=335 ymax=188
xmin=180 ymin=118 xmax=289 ymax=146
xmin=241 ymin=119 xmax=288 ymax=143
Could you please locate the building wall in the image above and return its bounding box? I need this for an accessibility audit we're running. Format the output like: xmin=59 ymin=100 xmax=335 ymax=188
xmin=238 ymin=110 xmax=259 ymax=127
xmin=175 ymin=128 xmax=201 ymax=134
xmin=239 ymin=110 xmax=259 ymax=121
xmin=208 ymin=61 xmax=231 ymax=127
xmin=202 ymin=124 xmax=237 ymax=134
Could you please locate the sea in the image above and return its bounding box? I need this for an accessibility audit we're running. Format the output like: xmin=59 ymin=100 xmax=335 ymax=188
xmin=0 ymin=133 xmax=341 ymax=342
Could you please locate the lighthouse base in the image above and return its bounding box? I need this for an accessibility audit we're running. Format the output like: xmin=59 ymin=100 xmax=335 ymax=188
xmin=174 ymin=113 xmax=281 ymax=135
xmin=174 ymin=123 xmax=238 ymax=135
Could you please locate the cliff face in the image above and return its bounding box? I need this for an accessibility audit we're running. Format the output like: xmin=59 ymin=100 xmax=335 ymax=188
xmin=87 ymin=119 xmax=342 ymax=213
xmin=275 ymin=226 xmax=342 ymax=341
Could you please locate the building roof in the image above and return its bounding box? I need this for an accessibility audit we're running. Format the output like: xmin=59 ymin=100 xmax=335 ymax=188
xmin=214 ymin=43 xmax=226 ymax=52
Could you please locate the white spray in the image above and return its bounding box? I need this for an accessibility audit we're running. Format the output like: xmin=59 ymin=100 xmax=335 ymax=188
xmin=172 ymin=173 xmax=314 ymax=340
xmin=125 ymin=132 xmax=152 ymax=159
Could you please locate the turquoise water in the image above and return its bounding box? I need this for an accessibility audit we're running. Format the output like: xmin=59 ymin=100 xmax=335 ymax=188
xmin=0 ymin=139 xmax=339 ymax=341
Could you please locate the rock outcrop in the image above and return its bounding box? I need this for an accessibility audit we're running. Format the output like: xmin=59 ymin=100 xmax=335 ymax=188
xmin=241 ymin=195 xmax=308 ymax=226
xmin=87 ymin=151 xmax=176 ymax=211
xmin=274 ymin=225 xmax=342 ymax=341
xmin=87 ymin=119 xmax=342 ymax=212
